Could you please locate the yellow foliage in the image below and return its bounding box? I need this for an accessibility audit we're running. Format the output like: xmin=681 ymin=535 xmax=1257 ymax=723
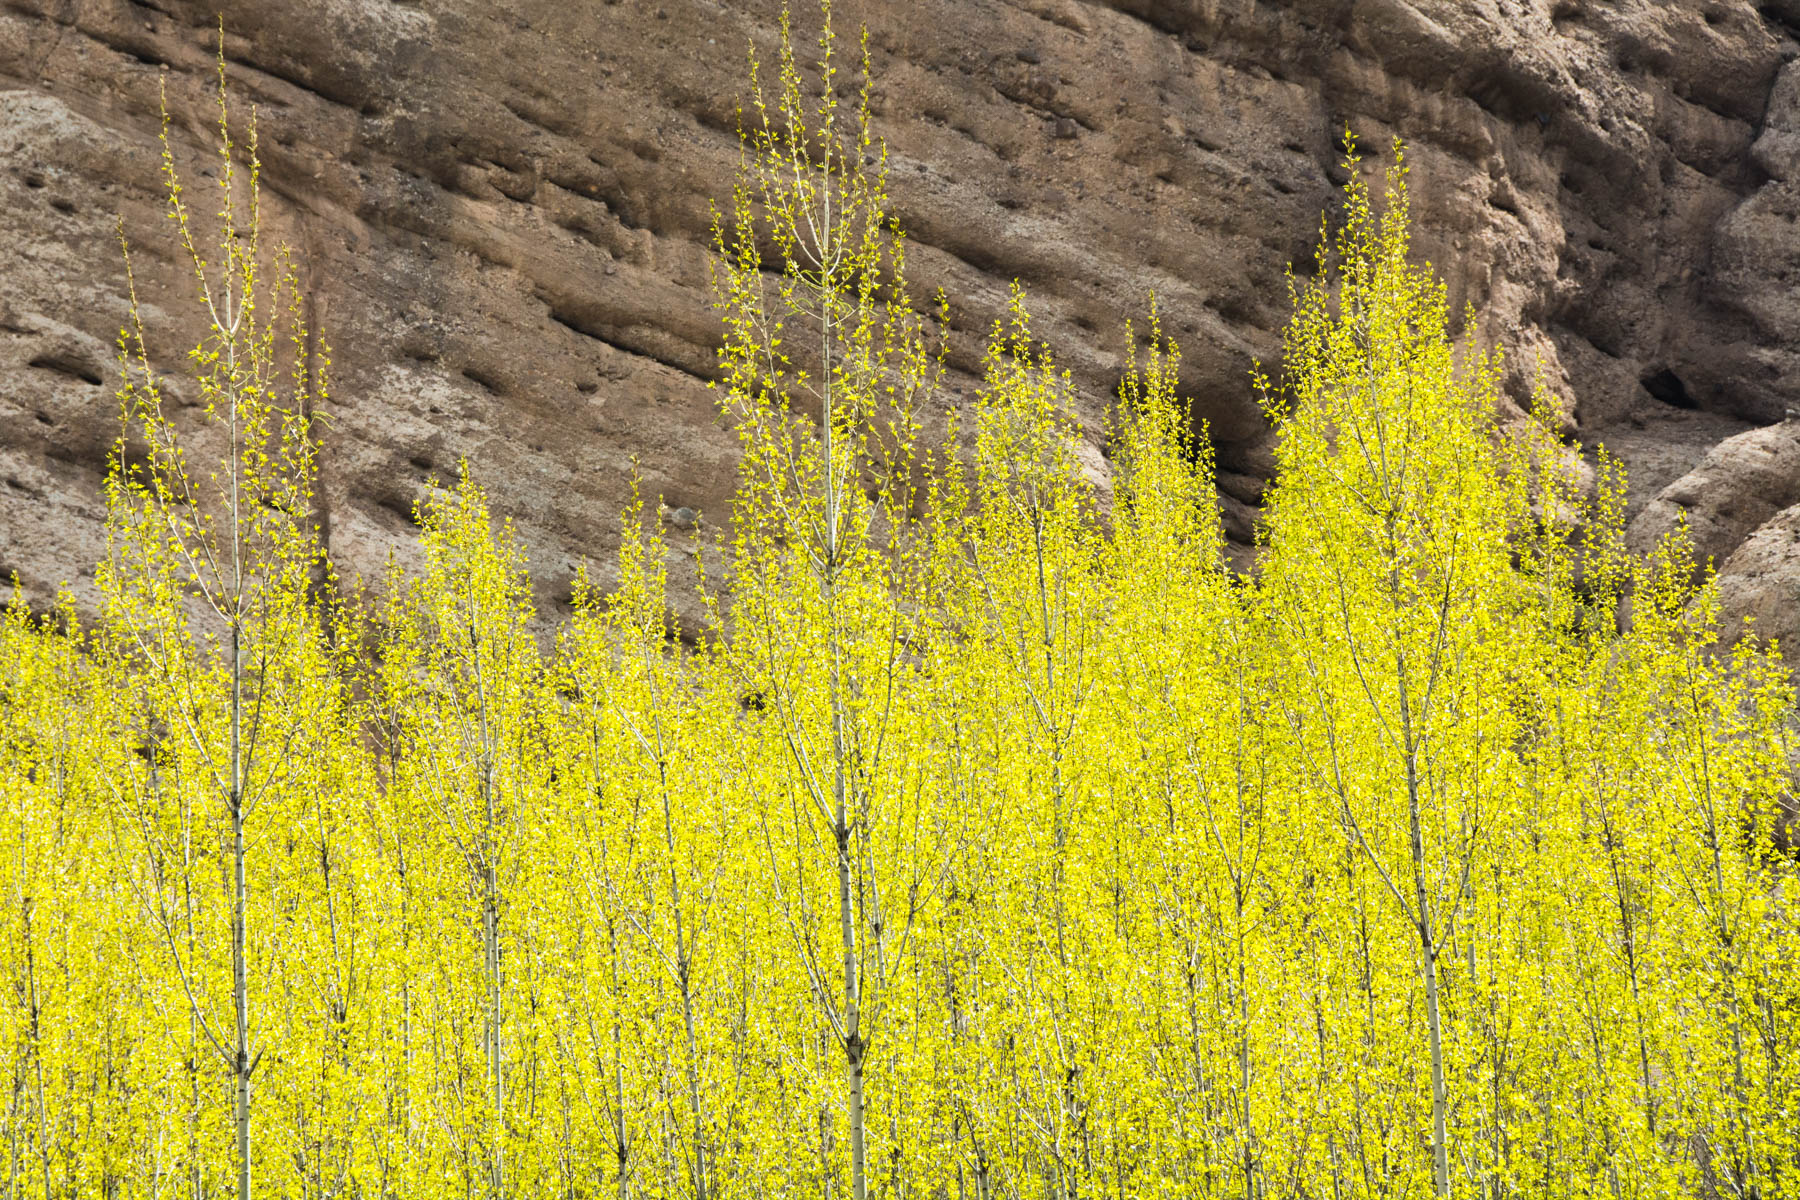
xmin=0 ymin=11 xmax=1794 ymax=1200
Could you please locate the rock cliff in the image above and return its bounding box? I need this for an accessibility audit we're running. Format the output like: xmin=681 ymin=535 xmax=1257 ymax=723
xmin=2 ymin=0 xmax=1797 ymax=642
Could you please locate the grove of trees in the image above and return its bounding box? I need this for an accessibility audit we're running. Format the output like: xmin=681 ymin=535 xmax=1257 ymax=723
xmin=1 ymin=9 xmax=1795 ymax=1199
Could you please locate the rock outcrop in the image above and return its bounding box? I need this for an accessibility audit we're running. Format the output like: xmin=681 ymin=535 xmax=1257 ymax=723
xmin=2 ymin=0 xmax=1797 ymax=637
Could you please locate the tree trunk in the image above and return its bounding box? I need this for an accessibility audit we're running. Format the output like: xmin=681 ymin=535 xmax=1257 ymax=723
xmin=609 ymin=916 xmax=630 ymax=1200
xmin=652 ymin=706 xmax=709 ymax=1200
xmin=485 ymin=864 xmax=503 ymax=1200
xmin=821 ymin=351 xmax=868 ymax=1200
xmin=1236 ymin=911 xmax=1254 ymax=1200
xmin=232 ymin=800 xmax=250 ymax=1200
xmin=1395 ymin=642 xmax=1449 ymax=1200
xmin=1418 ymin=913 xmax=1449 ymax=1200
xmin=230 ymin=620 xmax=252 ymax=1200
xmin=677 ymin=964 xmax=708 ymax=1200
xmin=1406 ymin=766 xmax=1450 ymax=1199
xmin=835 ymin=815 xmax=867 ymax=1200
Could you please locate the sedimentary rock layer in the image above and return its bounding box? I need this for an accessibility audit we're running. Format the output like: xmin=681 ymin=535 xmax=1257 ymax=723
xmin=2 ymin=1 xmax=1796 ymax=642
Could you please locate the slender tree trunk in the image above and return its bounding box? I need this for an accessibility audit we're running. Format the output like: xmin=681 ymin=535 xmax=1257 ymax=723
xmin=1236 ymin=909 xmax=1254 ymax=1200
xmin=818 ymin=272 xmax=868 ymax=1200
xmin=185 ymin=830 xmax=202 ymax=1200
xmin=230 ymin=620 xmax=252 ymax=1200
xmin=608 ymin=916 xmax=629 ymax=1200
xmin=825 ymin=630 xmax=869 ymax=1200
xmin=231 ymin=802 xmax=250 ymax=1200
xmin=24 ymin=897 xmax=49 ymax=1200
xmin=676 ymin=961 xmax=708 ymax=1200
xmin=1404 ymin=754 xmax=1450 ymax=1199
xmin=1417 ymin=908 xmax=1449 ymax=1199
xmin=1605 ymin=821 xmax=1657 ymax=1136
xmin=1028 ymin=506 xmax=1086 ymax=1200
xmin=1389 ymin=638 xmax=1450 ymax=1200
xmin=826 ymin=637 xmax=868 ymax=1200
xmin=8 ymin=1066 xmax=19 ymax=1200
xmin=484 ymin=850 xmax=503 ymax=1200
xmin=467 ymin=622 xmax=506 ymax=1200
xmin=834 ymin=813 xmax=866 ymax=1200
xmin=651 ymin=703 xmax=710 ymax=1200
xmin=402 ymin=874 xmax=415 ymax=1149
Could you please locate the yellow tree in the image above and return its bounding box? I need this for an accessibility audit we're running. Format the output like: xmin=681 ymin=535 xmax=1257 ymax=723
xmin=1631 ymin=540 xmax=1794 ymax=1197
xmin=0 ymin=600 xmax=134 ymax=1197
xmin=1256 ymin=141 xmax=1539 ymax=1199
xmin=99 ymin=58 xmax=339 ymax=1200
xmin=265 ymin=610 xmax=385 ymax=1197
xmin=547 ymin=484 xmax=722 ymax=1200
xmin=376 ymin=471 xmax=548 ymax=1198
xmin=1106 ymin=316 xmax=1298 ymax=1199
xmin=596 ymin=490 xmax=733 ymax=1200
xmin=710 ymin=6 xmax=945 ymax=1197
xmin=0 ymin=603 xmax=67 ymax=1199
xmin=931 ymin=293 xmax=1110 ymax=1200
xmin=1517 ymin=448 xmax=1683 ymax=1192
xmin=548 ymin=536 xmax=653 ymax=1200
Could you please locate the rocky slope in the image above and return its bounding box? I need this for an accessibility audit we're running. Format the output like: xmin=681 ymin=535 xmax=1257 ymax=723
xmin=2 ymin=0 xmax=1797 ymax=644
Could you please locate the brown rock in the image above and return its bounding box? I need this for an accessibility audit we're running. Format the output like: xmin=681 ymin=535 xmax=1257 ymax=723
xmin=1752 ymin=59 xmax=1800 ymax=180
xmin=1629 ymin=422 xmax=1800 ymax=574
xmin=0 ymin=0 xmax=1796 ymax=648
xmin=1717 ymin=501 xmax=1800 ymax=654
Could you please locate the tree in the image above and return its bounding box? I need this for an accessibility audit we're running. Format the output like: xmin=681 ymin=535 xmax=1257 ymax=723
xmin=0 ymin=599 xmax=112 ymax=1199
xmin=933 ymin=292 xmax=1110 ymax=1200
xmin=1108 ymin=314 xmax=1296 ymax=1199
xmin=100 ymin=59 xmax=338 ymax=1200
xmin=711 ymin=7 xmax=944 ymax=1198
xmin=376 ymin=470 xmax=547 ymax=1198
xmin=1256 ymin=141 xmax=1537 ymax=1199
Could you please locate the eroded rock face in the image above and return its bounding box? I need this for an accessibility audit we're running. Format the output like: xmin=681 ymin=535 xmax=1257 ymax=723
xmin=1 ymin=0 xmax=1797 ymax=638
xmin=1631 ymin=422 xmax=1800 ymax=578
xmin=1719 ymin=496 xmax=1800 ymax=656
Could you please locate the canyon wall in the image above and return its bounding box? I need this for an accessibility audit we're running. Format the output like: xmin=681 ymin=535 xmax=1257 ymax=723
xmin=3 ymin=0 xmax=1797 ymax=640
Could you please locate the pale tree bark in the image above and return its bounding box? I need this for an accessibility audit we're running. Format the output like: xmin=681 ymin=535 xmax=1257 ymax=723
xmin=649 ymin=711 xmax=710 ymax=1200
xmin=608 ymin=913 xmax=630 ymax=1200
xmin=229 ymin=616 xmax=252 ymax=1200
xmin=480 ymin=740 xmax=504 ymax=1200
xmin=441 ymin=615 xmax=509 ymax=1200
xmin=1394 ymin=599 xmax=1454 ymax=1200
xmin=817 ymin=171 xmax=871 ymax=1200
